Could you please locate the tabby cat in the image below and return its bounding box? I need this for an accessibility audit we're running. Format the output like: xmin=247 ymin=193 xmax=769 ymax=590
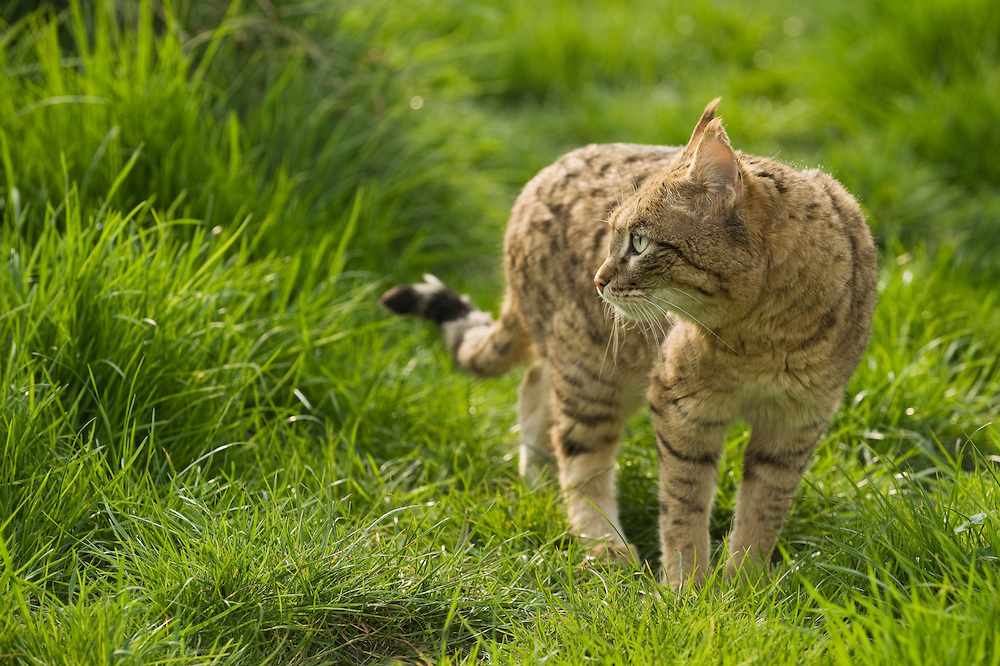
xmin=381 ymin=99 xmax=877 ymax=590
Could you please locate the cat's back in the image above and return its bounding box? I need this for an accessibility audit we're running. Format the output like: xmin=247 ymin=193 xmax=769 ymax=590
xmin=507 ymin=142 xmax=681 ymax=249
xmin=503 ymin=143 xmax=681 ymax=321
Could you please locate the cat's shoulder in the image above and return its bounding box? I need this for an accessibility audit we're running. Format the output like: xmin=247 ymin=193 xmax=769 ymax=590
xmin=740 ymin=154 xmax=863 ymax=213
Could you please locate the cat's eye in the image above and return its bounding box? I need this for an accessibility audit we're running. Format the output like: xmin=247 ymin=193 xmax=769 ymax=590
xmin=631 ymin=233 xmax=650 ymax=254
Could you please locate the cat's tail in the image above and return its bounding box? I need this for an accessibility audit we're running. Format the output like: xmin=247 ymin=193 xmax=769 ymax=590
xmin=380 ymin=274 xmax=533 ymax=377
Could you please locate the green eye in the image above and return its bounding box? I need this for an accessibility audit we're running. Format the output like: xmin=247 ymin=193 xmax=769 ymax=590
xmin=631 ymin=233 xmax=649 ymax=254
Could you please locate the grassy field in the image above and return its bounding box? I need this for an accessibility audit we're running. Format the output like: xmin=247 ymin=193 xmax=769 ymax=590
xmin=2 ymin=0 xmax=999 ymax=663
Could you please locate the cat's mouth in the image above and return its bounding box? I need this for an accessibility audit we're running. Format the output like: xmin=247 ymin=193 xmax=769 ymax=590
xmin=601 ymin=288 xmax=686 ymax=329
xmin=599 ymin=289 xmax=647 ymax=322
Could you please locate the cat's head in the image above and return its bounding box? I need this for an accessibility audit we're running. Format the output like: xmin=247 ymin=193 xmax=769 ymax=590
xmin=594 ymin=99 xmax=762 ymax=331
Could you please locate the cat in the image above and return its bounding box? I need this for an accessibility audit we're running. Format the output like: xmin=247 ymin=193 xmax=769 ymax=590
xmin=380 ymin=99 xmax=877 ymax=590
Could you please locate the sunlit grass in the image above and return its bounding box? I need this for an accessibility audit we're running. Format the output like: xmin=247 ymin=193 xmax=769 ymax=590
xmin=1 ymin=0 xmax=998 ymax=663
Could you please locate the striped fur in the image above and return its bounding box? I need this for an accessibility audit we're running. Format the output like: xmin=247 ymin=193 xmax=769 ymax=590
xmin=381 ymin=100 xmax=877 ymax=590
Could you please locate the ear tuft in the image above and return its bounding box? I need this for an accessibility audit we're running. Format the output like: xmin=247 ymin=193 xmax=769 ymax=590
xmin=702 ymin=117 xmax=732 ymax=147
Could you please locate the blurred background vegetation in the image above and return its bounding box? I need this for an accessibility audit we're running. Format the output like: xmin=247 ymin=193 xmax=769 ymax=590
xmin=4 ymin=0 xmax=998 ymax=266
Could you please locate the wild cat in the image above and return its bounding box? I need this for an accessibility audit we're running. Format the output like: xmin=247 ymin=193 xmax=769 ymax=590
xmin=380 ymin=99 xmax=877 ymax=590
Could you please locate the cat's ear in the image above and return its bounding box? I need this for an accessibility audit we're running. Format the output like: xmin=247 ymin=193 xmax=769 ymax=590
xmin=687 ymin=118 xmax=742 ymax=205
xmin=685 ymin=98 xmax=722 ymax=148
xmin=680 ymin=98 xmax=722 ymax=161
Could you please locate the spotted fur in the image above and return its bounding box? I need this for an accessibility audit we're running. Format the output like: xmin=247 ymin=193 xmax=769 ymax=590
xmin=381 ymin=99 xmax=877 ymax=590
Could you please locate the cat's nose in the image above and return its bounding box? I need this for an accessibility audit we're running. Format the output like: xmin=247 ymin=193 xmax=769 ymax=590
xmin=594 ymin=274 xmax=609 ymax=293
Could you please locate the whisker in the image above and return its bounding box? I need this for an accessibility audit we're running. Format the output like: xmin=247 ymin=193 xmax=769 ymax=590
xmin=665 ymin=285 xmax=703 ymax=306
xmin=643 ymin=300 xmax=672 ymax=343
xmin=637 ymin=306 xmax=654 ymax=352
xmin=644 ymin=297 xmax=697 ymax=369
xmin=636 ymin=300 xmax=658 ymax=334
xmin=613 ymin=308 xmax=624 ymax=353
xmin=639 ymin=298 xmax=672 ymax=349
xmin=651 ymin=294 xmax=740 ymax=355
xmin=635 ymin=300 xmax=668 ymax=368
xmin=600 ymin=296 xmax=626 ymax=378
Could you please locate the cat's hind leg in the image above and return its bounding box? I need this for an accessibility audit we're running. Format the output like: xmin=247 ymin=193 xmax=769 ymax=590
xmin=516 ymin=359 xmax=555 ymax=483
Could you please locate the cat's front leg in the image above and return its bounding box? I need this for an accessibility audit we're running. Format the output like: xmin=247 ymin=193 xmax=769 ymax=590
xmin=547 ymin=358 xmax=635 ymax=563
xmin=648 ymin=373 xmax=728 ymax=590
xmin=725 ymin=420 xmax=824 ymax=581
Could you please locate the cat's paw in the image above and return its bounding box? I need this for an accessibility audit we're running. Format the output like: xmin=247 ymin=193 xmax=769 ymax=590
xmin=583 ymin=540 xmax=640 ymax=568
xmin=723 ymin=559 xmax=769 ymax=587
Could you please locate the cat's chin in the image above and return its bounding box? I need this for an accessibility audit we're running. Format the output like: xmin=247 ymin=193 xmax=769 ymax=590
xmin=612 ymin=304 xmax=644 ymax=322
xmin=603 ymin=292 xmax=684 ymax=330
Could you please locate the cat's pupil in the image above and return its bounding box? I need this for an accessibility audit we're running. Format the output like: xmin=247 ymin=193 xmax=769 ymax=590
xmin=631 ymin=233 xmax=649 ymax=254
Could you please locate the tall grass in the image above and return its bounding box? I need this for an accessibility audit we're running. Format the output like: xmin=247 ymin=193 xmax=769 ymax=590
xmin=2 ymin=0 xmax=999 ymax=663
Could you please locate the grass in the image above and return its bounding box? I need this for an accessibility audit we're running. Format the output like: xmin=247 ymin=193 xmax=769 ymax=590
xmin=1 ymin=0 xmax=999 ymax=663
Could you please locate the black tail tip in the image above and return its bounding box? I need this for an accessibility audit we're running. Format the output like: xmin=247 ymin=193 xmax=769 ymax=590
xmin=379 ymin=279 xmax=473 ymax=325
xmin=379 ymin=285 xmax=419 ymax=315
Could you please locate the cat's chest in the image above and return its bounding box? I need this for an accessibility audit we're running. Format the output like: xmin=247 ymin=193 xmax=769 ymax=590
xmin=661 ymin=327 xmax=833 ymax=424
xmin=735 ymin=370 xmax=835 ymax=423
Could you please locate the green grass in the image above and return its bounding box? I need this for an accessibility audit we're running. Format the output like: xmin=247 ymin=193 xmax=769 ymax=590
xmin=2 ymin=0 xmax=999 ymax=663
